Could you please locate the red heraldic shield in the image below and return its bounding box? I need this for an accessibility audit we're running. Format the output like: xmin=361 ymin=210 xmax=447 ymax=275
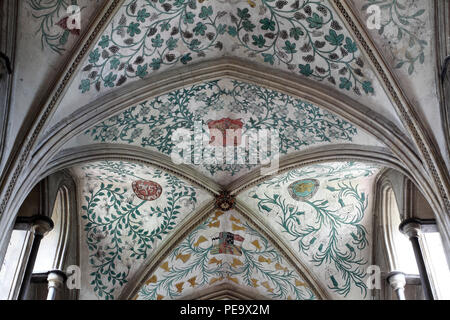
xmin=56 ymin=16 xmax=81 ymax=35
xmin=132 ymin=180 xmax=163 ymax=201
xmin=208 ymin=118 xmax=244 ymax=147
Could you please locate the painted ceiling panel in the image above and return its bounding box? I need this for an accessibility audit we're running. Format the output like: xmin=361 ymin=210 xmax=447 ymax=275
xmin=28 ymin=0 xmax=104 ymax=55
xmin=135 ymin=209 xmax=317 ymax=300
xmin=64 ymin=78 xmax=384 ymax=185
xmin=46 ymin=0 xmax=404 ymax=132
xmin=352 ymin=0 xmax=448 ymax=165
xmin=357 ymin=0 xmax=430 ymax=77
xmin=76 ymin=0 xmax=375 ymax=95
xmin=237 ymin=161 xmax=381 ymax=299
xmin=3 ymin=0 xmax=107 ymax=169
xmin=3 ymin=0 xmax=445 ymax=302
xmin=70 ymin=160 xmax=213 ymax=299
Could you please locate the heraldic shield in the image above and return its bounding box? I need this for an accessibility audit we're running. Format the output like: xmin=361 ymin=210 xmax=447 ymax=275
xmin=211 ymin=232 xmax=245 ymax=256
xmin=132 ymin=180 xmax=163 ymax=201
xmin=288 ymin=179 xmax=320 ymax=201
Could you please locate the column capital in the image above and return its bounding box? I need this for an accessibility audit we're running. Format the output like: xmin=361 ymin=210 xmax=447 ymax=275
xmin=31 ymin=215 xmax=54 ymax=236
xmin=387 ymin=271 xmax=406 ymax=290
xmin=399 ymin=218 xmax=422 ymax=239
xmin=47 ymin=270 xmax=67 ymax=289
xmin=46 ymin=270 xmax=67 ymax=300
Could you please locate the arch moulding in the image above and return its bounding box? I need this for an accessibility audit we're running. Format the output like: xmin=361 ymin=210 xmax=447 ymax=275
xmin=0 ymin=58 xmax=447 ymax=268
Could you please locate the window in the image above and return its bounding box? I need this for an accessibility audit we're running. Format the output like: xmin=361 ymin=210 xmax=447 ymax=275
xmin=0 ymin=179 xmax=76 ymax=300
xmin=34 ymin=187 xmax=70 ymax=273
xmin=382 ymin=186 xmax=418 ymax=274
xmin=421 ymin=231 xmax=450 ymax=300
xmin=0 ymin=229 xmax=33 ymax=299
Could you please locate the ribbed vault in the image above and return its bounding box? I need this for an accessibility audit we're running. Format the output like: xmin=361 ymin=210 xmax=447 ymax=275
xmin=63 ymin=77 xmax=383 ymax=185
xmin=68 ymin=158 xmax=381 ymax=300
xmin=0 ymin=0 xmax=449 ymax=302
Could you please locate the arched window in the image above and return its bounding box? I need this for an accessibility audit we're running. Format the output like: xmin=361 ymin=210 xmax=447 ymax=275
xmin=27 ymin=185 xmax=76 ymax=300
xmin=0 ymin=229 xmax=33 ymax=299
xmin=0 ymin=172 xmax=79 ymax=300
xmin=421 ymin=230 xmax=450 ymax=299
xmin=33 ymin=187 xmax=70 ymax=273
xmin=381 ymin=184 xmax=418 ymax=275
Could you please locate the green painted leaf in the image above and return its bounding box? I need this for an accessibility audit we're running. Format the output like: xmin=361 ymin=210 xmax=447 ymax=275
xmin=299 ymin=64 xmax=313 ymax=77
xmin=306 ymin=13 xmax=324 ymax=29
xmin=325 ymin=29 xmax=344 ymax=46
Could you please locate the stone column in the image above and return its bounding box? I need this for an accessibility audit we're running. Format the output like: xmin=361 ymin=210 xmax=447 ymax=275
xmin=387 ymin=271 xmax=406 ymax=300
xmin=399 ymin=219 xmax=434 ymax=300
xmin=18 ymin=216 xmax=53 ymax=300
xmin=46 ymin=270 xmax=67 ymax=300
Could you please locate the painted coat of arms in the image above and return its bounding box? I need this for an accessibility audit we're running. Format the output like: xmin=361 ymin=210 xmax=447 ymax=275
xmin=132 ymin=180 xmax=163 ymax=201
xmin=211 ymin=232 xmax=245 ymax=256
xmin=288 ymin=179 xmax=320 ymax=201
xmin=208 ymin=118 xmax=244 ymax=147
xmin=56 ymin=16 xmax=81 ymax=36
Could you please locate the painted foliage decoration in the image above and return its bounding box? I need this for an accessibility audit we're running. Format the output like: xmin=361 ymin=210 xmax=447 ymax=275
xmin=78 ymin=0 xmax=374 ymax=95
xmin=240 ymin=161 xmax=380 ymax=298
xmin=75 ymin=160 xmax=212 ymax=299
xmin=83 ymin=78 xmax=359 ymax=178
xmin=136 ymin=210 xmax=316 ymax=300
xmin=27 ymin=0 xmax=95 ymax=54
xmin=362 ymin=0 xmax=428 ymax=75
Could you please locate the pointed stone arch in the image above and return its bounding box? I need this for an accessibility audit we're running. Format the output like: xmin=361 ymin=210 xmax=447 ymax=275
xmin=0 ymin=0 xmax=448 ymax=275
xmin=121 ymin=209 xmax=329 ymax=300
xmin=0 ymin=59 xmax=444 ymax=268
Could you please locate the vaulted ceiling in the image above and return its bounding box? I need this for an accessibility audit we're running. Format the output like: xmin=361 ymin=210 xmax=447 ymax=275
xmin=64 ymin=77 xmax=383 ymax=184
xmin=47 ymin=0 xmax=403 ymax=128
xmin=70 ymin=160 xmax=379 ymax=300
xmin=135 ymin=209 xmax=318 ymax=301
xmin=1 ymin=0 xmax=449 ymax=301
